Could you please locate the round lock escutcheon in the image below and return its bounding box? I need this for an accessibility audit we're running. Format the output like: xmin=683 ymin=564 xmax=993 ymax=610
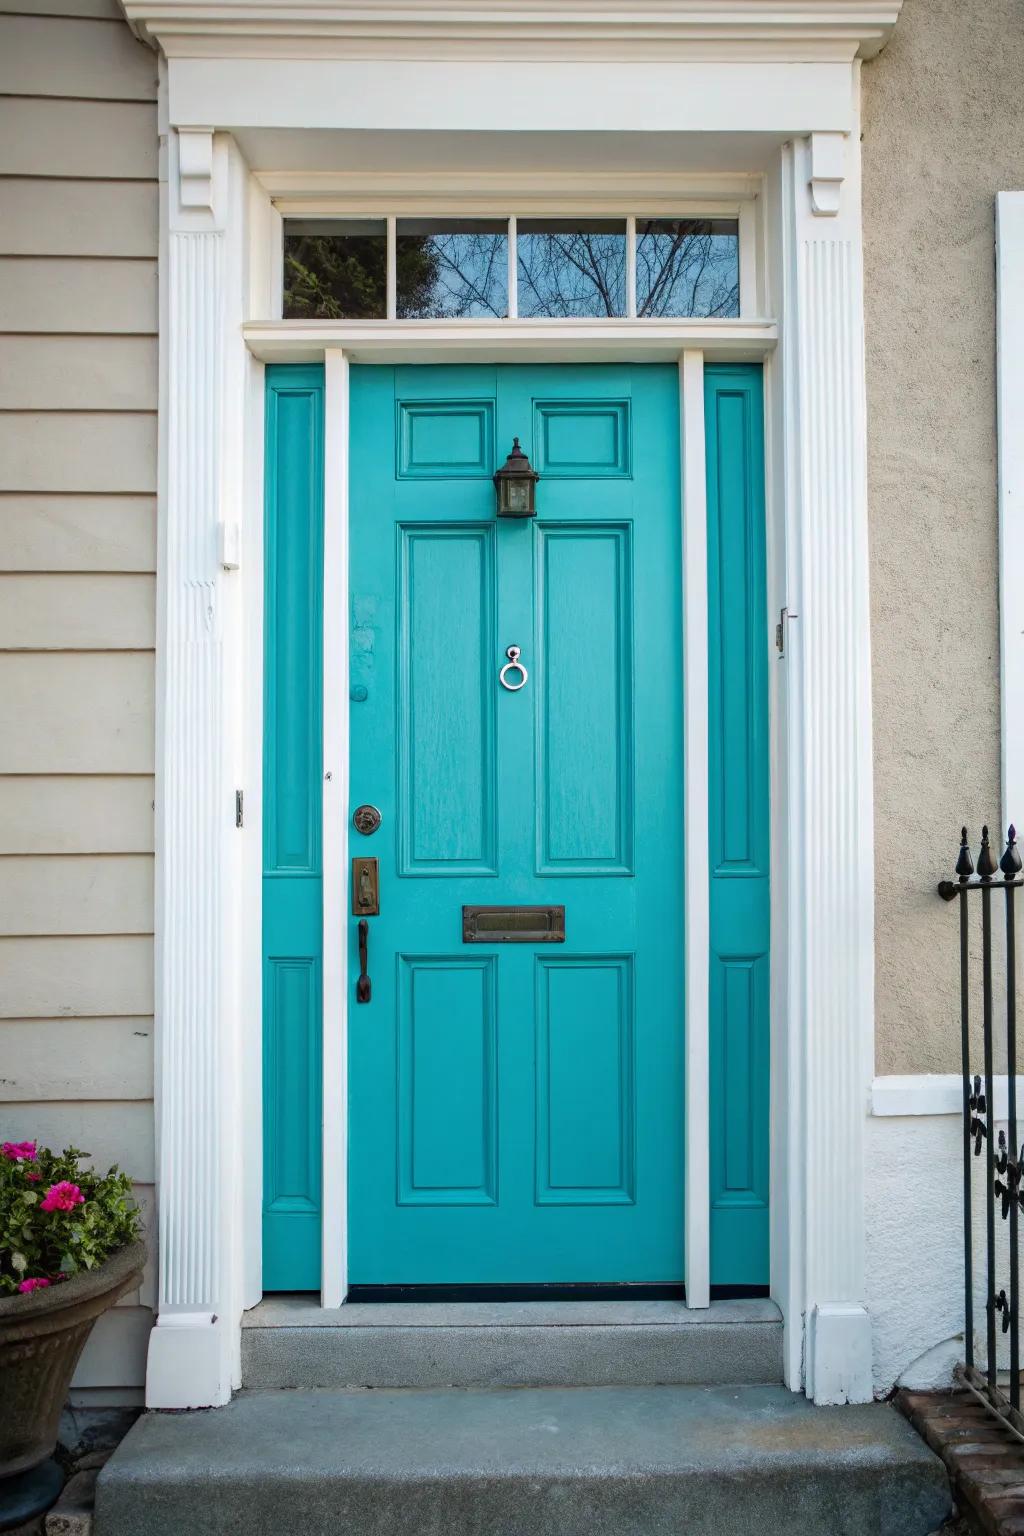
xmin=353 ymin=804 xmax=382 ymax=836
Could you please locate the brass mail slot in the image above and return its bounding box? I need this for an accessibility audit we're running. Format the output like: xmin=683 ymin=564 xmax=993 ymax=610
xmin=462 ymin=905 xmax=565 ymax=944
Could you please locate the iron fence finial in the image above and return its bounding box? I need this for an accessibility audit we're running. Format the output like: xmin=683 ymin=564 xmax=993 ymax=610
xmin=957 ymin=827 xmax=975 ymax=882
xmin=1002 ymin=825 xmax=1023 ymax=879
xmin=979 ymin=825 xmax=998 ymax=881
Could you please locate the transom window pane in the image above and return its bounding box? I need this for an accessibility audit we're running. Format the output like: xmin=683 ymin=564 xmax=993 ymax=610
xmin=283 ymin=220 xmax=387 ymax=320
xmin=517 ymin=220 xmax=626 ymax=319
xmin=636 ymin=218 xmax=739 ymax=318
xmin=396 ymin=219 xmax=508 ymax=319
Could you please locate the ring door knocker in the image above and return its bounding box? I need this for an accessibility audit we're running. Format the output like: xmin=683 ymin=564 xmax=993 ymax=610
xmin=499 ymin=645 xmax=528 ymax=692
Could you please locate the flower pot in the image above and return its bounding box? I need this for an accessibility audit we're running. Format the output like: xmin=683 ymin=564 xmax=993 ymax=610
xmin=0 ymin=1240 xmax=146 ymax=1478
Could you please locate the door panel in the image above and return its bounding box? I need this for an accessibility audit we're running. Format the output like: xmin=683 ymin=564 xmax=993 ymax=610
xmin=347 ymin=363 xmax=685 ymax=1285
xmin=398 ymin=524 xmax=497 ymax=874
xmin=535 ymin=524 xmax=633 ymax=873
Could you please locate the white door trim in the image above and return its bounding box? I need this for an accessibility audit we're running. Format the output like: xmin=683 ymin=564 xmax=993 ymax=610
xmin=145 ymin=53 xmax=882 ymax=1408
xmin=680 ymin=349 xmax=711 ymax=1310
xmin=321 ymin=348 xmax=350 ymax=1309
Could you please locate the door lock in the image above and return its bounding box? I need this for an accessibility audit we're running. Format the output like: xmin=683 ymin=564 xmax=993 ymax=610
xmin=351 ymin=856 xmax=379 ymax=916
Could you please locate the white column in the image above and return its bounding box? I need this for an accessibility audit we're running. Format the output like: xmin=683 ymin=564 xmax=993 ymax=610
xmin=779 ymin=107 xmax=875 ymax=1404
xmin=147 ymin=122 xmax=249 ymax=1409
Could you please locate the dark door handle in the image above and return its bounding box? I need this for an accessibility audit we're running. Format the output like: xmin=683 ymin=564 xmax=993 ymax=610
xmin=357 ymin=918 xmax=371 ymax=1003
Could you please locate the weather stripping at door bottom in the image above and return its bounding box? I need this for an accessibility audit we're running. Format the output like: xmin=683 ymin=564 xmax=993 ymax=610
xmin=462 ymin=905 xmax=565 ymax=943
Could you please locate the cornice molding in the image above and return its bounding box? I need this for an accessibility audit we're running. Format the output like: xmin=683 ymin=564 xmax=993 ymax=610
xmin=122 ymin=1 xmax=903 ymax=60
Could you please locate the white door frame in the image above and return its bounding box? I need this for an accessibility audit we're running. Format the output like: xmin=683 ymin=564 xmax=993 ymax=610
xmin=135 ymin=3 xmax=893 ymax=1411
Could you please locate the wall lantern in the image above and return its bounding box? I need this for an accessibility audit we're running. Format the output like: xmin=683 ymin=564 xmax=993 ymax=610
xmin=494 ymin=437 xmax=540 ymax=518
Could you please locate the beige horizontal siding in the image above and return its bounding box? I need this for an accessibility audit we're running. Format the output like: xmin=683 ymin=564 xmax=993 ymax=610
xmin=0 ymin=98 xmax=157 ymax=178
xmin=0 ymin=1017 xmax=153 ymax=1099
xmin=0 ymin=414 xmax=157 ymax=493
xmin=0 ymin=337 xmax=158 ymax=411
xmin=0 ymin=776 xmax=154 ymax=852
xmin=0 ymin=15 xmax=157 ymax=98
xmin=0 ymin=935 xmax=153 ymax=1018
xmin=0 ymin=259 xmax=157 ymax=335
xmin=75 ymin=1307 xmax=152 ymax=1388
xmin=0 ymin=654 xmax=154 ymax=772
xmin=0 ymin=496 xmax=156 ymax=571
xmin=0 ymin=854 xmax=154 ymax=935
xmin=0 ymin=180 xmax=158 ymax=258
xmin=0 ymin=11 xmax=160 ymax=1403
xmin=0 ymin=574 xmax=155 ymax=647
xmin=0 ymin=1099 xmax=154 ymax=1178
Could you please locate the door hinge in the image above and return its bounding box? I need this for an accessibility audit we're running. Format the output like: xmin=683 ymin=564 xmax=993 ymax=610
xmin=235 ymin=789 xmax=244 ymax=828
xmin=776 ymin=606 xmax=799 ymax=657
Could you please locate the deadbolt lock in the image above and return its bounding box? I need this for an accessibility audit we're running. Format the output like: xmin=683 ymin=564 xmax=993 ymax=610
xmin=351 ymin=856 xmax=379 ymax=916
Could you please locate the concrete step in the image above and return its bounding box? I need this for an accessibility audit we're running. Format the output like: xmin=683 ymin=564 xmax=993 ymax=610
xmin=95 ymin=1383 xmax=952 ymax=1536
xmin=240 ymin=1295 xmax=784 ymax=1388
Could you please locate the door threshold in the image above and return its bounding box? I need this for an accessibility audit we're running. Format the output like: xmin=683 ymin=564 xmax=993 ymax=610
xmin=344 ymin=1283 xmax=768 ymax=1304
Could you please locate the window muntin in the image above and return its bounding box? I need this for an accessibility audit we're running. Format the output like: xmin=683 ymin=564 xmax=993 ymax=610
xmin=281 ymin=215 xmax=743 ymax=320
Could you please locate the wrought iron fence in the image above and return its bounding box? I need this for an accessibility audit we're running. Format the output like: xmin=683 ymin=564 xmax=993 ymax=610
xmin=939 ymin=826 xmax=1024 ymax=1433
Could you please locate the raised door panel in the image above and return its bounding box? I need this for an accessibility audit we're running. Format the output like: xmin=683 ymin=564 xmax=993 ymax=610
xmin=398 ymin=400 xmax=494 ymax=479
xmin=534 ymin=400 xmax=631 ymax=478
xmin=398 ymin=956 xmax=497 ymax=1206
xmin=535 ymin=525 xmax=633 ymax=874
xmin=707 ymin=379 xmax=768 ymax=880
xmin=263 ymin=957 xmax=321 ymax=1217
xmin=536 ymin=956 xmax=635 ymax=1205
xmin=398 ymin=525 xmax=497 ymax=875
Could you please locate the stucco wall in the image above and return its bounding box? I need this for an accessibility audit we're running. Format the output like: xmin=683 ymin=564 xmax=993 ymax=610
xmin=862 ymin=0 xmax=1024 ymax=1074
xmin=0 ymin=0 xmax=158 ymax=1401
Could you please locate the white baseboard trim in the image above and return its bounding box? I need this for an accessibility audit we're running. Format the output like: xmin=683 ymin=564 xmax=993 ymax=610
xmin=871 ymin=1073 xmax=1024 ymax=1118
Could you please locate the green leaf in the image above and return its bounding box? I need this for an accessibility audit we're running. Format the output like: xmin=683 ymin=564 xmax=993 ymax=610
xmin=22 ymin=1191 xmax=38 ymax=1206
xmin=11 ymin=1251 xmax=27 ymax=1273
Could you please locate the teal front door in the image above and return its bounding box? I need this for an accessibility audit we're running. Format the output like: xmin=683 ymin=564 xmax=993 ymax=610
xmin=347 ymin=364 xmax=685 ymax=1286
xmin=261 ymin=360 xmax=769 ymax=1294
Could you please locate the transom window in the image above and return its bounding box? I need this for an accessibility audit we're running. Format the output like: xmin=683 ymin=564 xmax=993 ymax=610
xmin=283 ymin=216 xmax=740 ymax=321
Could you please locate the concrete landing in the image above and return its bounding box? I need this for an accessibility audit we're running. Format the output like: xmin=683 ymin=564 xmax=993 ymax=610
xmin=240 ymin=1294 xmax=784 ymax=1388
xmin=95 ymin=1384 xmax=951 ymax=1536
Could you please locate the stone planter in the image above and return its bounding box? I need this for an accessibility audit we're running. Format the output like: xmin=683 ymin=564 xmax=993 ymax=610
xmin=0 ymin=1241 xmax=146 ymax=1478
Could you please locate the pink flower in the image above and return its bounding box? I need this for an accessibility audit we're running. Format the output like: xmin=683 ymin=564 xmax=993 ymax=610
xmin=17 ymin=1277 xmax=51 ymax=1293
xmin=40 ymin=1181 xmax=84 ymax=1213
xmin=25 ymin=1172 xmax=41 ymax=1182
xmin=2 ymin=1141 xmax=37 ymax=1162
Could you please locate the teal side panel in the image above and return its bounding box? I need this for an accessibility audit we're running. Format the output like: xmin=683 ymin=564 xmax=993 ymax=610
xmin=705 ymin=363 xmax=770 ymax=1287
xmin=262 ymin=364 xmax=324 ymax=1290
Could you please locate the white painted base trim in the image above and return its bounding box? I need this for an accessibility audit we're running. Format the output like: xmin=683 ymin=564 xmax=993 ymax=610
xmin=872 ymin=1073 xmax=1024 ymax=1118
xmin=145 ymin=1312 xmax=232 ymax=1409
xmin=809 ymin=1302 xmax=873 ymax=1405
